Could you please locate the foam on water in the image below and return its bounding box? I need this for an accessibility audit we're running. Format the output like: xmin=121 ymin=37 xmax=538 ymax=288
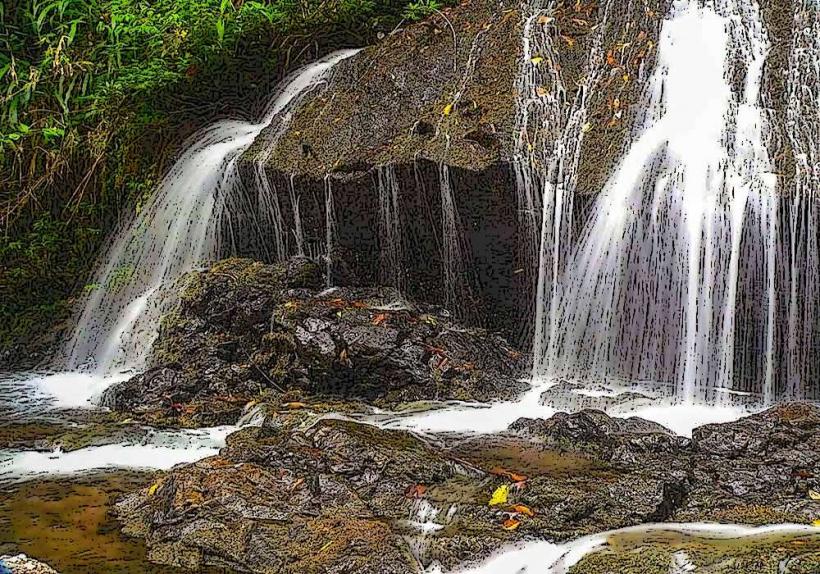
xmin=0 ymin=426 xmax=233 ymax=481
xmin=382 ymin=381 xmax=752 ymax=438
xmin=430 ymin=523 xmax=820 ymax=574
xmin=0 ymin=371 xmax=130 ymax=420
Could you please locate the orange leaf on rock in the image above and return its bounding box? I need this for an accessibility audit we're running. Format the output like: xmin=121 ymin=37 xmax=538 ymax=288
xmin=501 ymin=518 xmax=520 ymax=531
xmin=405 ymin=484 xmax=427 ymax=499
xmin=283 ymin=402 xmax=308 ymax=410
xmin=509 ymin=504 xmax=535 ymax=517
xmin=490 ymin=466 xmax=528 ymax=483
xmin=372 ymin=313 xmax=388 ymax=326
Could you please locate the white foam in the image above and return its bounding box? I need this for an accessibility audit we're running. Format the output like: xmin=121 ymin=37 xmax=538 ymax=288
xmin=31 ymin=371 xmax=130 ymax=408
xmin=431 ymin=523 xmax=820 ymax=574
xmin=382 ymin=380 xmax=753 ymax=437
xmin=610 ymin=402 xmax=751 ymax=437
xmin=383 ymin=384 xmax=554 ymax=435
xmin=0 ymin=426 xmax=233 ymax=480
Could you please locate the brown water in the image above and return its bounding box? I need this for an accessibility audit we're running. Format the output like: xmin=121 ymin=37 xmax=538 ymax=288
xmin=449 ymin=435 xmax=609 ymax=478
xmin=0 ymin=471 xmax=223 ymax=574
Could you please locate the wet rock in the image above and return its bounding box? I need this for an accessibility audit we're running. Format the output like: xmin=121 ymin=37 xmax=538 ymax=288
xmin=510 ymin=409 xmax=684 ymax=461
xmin=0 ymin=555 xmax=60 ymax=574
xmin=115 ymin=405 xmax=820 ymax=573
xmin=569 ymin=528 xmax=820 ymax=574
xmin=102 ymin=258 xmax=528 ymax=426
xmin=679 ymin=403 xmax=820 ymax=525
xmin=115 ymin=419 xmax=497 ymax=573
xmin=539 ymin=380 xmax=656 ymax=412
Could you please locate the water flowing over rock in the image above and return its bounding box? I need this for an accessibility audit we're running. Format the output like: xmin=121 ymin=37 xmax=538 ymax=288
xmin=60 ymin=50 xmax=359 ymax=374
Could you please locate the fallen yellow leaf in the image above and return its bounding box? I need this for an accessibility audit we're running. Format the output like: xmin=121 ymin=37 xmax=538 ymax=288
xmin=443 ymin=103 xmax=453 ymax=116
xmin=319 ymin=541 xmax=334 ymax=553
xmin=147 ymin=482 xmax=160 ymax=497
xmin=489 ymin=484 xmax=509 ymax=506
xmin=812 ymin=519 xmax=820 ymax=527
xmin=530 ymin=56 xmax=544 ymax=65
xmin=582 ymin=122 xmax=593 ymax=133
xmin=809 ymin=489 xmax=820 ymax=500
xmin=536 ymin=86 xmax=548 ymax=97
xmin=537 ymin=15 xmax=554 ymax=25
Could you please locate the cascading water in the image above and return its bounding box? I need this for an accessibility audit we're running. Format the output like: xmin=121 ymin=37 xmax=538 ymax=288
xmin=518 ymin=0 xmax=612 ymax=373
xmin=62 ymin=50 xmax=357 ymax=374
xmin=531 ymin=0 xmax=816 ymax=402
xmin=375 ymin=164 xmax=406 ymax=291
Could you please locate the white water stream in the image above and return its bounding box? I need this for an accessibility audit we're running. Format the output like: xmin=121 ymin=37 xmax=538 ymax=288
xmin=531 ymin=0 xmax=788 ymax=402
xmin=63 ymin=50 xmax=358 ymax=374
xmin=432 ymin=523 xmax=820 ymax=574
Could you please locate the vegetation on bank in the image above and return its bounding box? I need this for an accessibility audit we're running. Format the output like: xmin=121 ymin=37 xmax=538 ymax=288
xmin=0 ymin=0 xmax=449 ymax=353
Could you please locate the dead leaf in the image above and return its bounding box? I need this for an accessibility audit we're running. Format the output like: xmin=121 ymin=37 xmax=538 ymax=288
xmin=489 ymin=484 xmax=510 ymax=506
xmin=501 ymin=518 xmax=521 ymax=530
xmin=537 ymin=15 xmax=554 ymax=25
xmin=490 ymin=466 xmax=528 ymax=483
xmin=290 ymin=477 xmax=305 ymax=492
xmin=147 ymin=482 xmax=161 ymax=497
xmin=530 ymin=55 xmax=544 ymax=65
xmin=405 ymin=484 xmax=427 ymax=499
xmin=283 ymin=401 xmax=308 ymax=410
xmin=443 ymin=103 xmax=453 ymax=116
xmin=809 ymin=489 xmax=820 ymax=500
xmin=372 ymin=313 xmax=388 ymax=326
xmin=536 ymin=86 xmax=548 ymax=97
xmin=508 ymin=504 xmax=535 ymax=517
xmin=582 ymin=122 xmax=593 ymax=133
xmin=561 ymin=35 xmax=576 ymax=48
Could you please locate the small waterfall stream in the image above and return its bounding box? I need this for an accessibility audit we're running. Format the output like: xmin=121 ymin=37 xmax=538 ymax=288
xmin=63 ymin=50 xmax=358 ymax=374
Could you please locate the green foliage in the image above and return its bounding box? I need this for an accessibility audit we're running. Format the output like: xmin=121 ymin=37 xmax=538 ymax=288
xmin=0 ymin=0 xmax=453 ymax=352
xmin=403 ymin=0 xmax=443 ymax=20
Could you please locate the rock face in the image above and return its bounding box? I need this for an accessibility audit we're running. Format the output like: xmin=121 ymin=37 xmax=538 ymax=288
xmin=511 ymin=404 xmax=820 ymax=526
xmin=101 ymin=258 xmax=528 ymax=426
xmin=232 ymin=0 xmax=671 ymax=342
xmin=116 ymin=415 xmax=499 ymax=573
xmin=115 ymin=404 xmax=820 ymax=574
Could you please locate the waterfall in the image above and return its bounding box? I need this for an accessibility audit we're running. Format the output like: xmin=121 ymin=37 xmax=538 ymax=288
xmin=516 ymin=0 xmax=611 ymax=375
xmin=62 ymin=50 xmax=358 ymax=374
xmin=375 ymin=165 xmax=405 ymax=292
xmin=530 ymin=0 xmax=819 ymax=401
xmin=324 ymin=174 xmax=336 ymax=287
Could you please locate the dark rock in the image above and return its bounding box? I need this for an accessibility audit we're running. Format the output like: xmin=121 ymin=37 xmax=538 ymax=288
xmin=679 ymin=403 xmax=820 ymax=525
xmin=115 ymin=419 xmax=494 ymax=574
xmin=101 ymin=257 xmax=528 ymax=426
xmin=510 ymin=409 xmax=684 ymax=462
xmin=115 ymin=404 xmax=820 ymax=573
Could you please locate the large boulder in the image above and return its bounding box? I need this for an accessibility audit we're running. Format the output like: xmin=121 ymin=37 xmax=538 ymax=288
xmin=680 ymin=403 xmax=820 ymax=525
xmin=115 ymin=416 xmax=505 ymax=573
xmin=101 ymin=257 xmax=528 ymax=426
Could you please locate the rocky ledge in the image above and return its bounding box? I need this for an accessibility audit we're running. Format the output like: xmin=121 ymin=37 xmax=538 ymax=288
xmin=101 ymin=257 xmax=528 ymax=427
xmin=115 ymin=403 xmax=820 ymax=573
